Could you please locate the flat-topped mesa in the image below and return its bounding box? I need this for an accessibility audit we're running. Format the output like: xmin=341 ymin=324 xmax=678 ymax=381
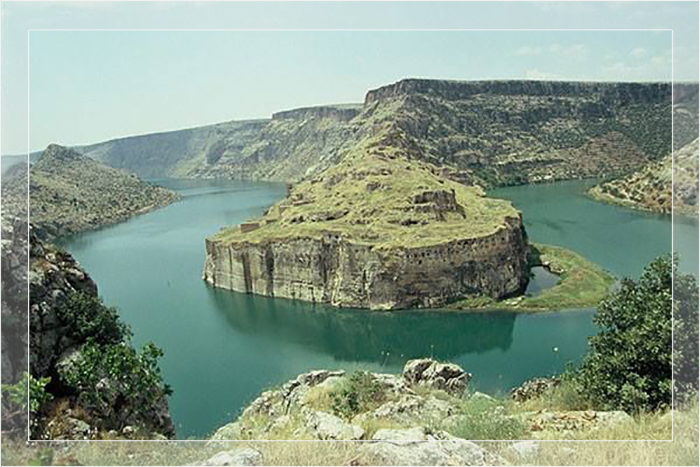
xmin=364 ymin=78 xmax=672 ymax=106
xmin=272 ymin=105 xmax=362 ymax=122
xmin=203 ymin=151 xmax=530 ymax=310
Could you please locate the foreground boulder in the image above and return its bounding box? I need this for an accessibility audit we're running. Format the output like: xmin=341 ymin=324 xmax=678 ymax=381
xmin=510 ymin=377 xmax=561 ymax=402
xmin=360 ymin=427 xmax=504 ymax=466
xmin=199 ymin=448 xmax=263 ymax=466
xmin=402 ymin=358 xmax=472 ymax=395
xmin=210 ymin=359 xmax=638 ymax=447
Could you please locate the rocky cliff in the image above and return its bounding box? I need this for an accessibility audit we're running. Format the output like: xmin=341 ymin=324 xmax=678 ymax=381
xmin=203 ymin=136 xmax=530 ymax=309
xmin=25 ymin=224 xmax=174 ymax=439
xmin=210 ymin=358 xmax=634 ymax=449
xmin=69 ymin=80 xmax=690 ymax=188
xmin=589 ymin=138 xmax=699 ymax=217
xmin=1 ymin=144 xmax=179 ymax=239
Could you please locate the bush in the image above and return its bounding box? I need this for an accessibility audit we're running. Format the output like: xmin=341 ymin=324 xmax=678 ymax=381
xmin=331 ymin=371 xmax=386 ymax=420
xmin=59 ymin=341 xmax=171 ymax=431
xmin=1 ymin=373 xmax=52 ymax=434
xmin=576 ymin=255 xmax=696 ymax=413
xmin=447 ymin=396 xmax=528 ymax=440
xmin=56 ymin=293 xmax=128 ymax=345
xmin=671 ymin=260 xmax=699 ymax=402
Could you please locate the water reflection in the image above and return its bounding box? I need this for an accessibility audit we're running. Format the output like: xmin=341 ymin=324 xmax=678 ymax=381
xmin=209 ymin=287 xmax=516 ymax=364
xmin=526 ymin=267 xmax=560 ymax=297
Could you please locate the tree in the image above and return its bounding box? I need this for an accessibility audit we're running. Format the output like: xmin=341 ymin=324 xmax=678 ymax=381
xmin=577 ymin=255 xmax=697 ymax=413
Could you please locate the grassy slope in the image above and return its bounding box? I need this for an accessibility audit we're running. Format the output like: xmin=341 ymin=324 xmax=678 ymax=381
xmin=448 ymin=243 xmax=616 ymax=312
xmin=212 ymin=128 xmax=520 ymax=250
xmin=2 ymin=145 xmax=179 ymax=237
xmin=589 ymin=138 xmax=699 ymax=217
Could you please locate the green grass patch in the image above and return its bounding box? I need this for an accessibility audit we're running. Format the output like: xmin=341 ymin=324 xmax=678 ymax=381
xmin=448 ymin=243 xmax=616 ymax=312
xmin=442 ymin=396 xmax=530 ymax=440
xmin=329 ymin=371 xmax=387 ymax=420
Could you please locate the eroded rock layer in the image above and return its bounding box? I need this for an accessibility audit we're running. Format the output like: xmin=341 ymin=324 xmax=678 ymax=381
xmin=204 ymin=128 xmax=530 ymax=309
xmin=204 ymin=215 xmax=527 ymax=310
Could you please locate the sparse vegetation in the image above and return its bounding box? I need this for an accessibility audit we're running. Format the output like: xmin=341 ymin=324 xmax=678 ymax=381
xmin=448 ymin=243 xmax=616 ymax=312
xmin=445 ymin=396 xmax=529 ymax=440
xmin=330 ymin=370 xmax=387 ymax=420
xmin=1 ymin=144 xmax=179 ymax=239
xmin=589 ymin=138 xmax=698 ymax=217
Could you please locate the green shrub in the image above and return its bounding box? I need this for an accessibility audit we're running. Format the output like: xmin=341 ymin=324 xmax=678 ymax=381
xmin=575 ymin=255 xmax=695 ymax=413
xmin=671 ymin=260 xmax=699 ymax=402
xmin=56 ymin=293 xmax=128 ymax=345
xmin=447 ymin=397 xmax=528 ymax=440
xmin=330 ymin=371 xmax=386 ymax=420
xmin=59 ymin=341 xmax=171 ymax=430
xmin=1 ymin=373 xmax=52 ymax=434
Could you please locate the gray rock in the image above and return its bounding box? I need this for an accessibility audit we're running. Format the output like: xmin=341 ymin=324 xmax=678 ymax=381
xmin=353 ymin=394 xmax=455 ymax=427
xmin=470 ymin=391 xmax=496 ymax=402
xmin=361 ymin=427 xmax=497 ymax=466
xmin=509 ymin=440 xmax=540 ymax=459
xmin=402 ymin=359 xmax=471 ymax=395
xmin=210 ymin=422 xmax=244 ymax=441
xmin=200 ymin=448 xmax=263 ymax=466
xmin=303 ymin=409 xmax=364 ymax=440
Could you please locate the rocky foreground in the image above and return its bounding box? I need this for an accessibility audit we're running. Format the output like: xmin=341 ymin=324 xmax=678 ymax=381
xmin=1 ymin=218 xmax=174 ymax=440
xmin=200 ymin=359 xmax=638 ymax=465
xmin=1 ymin=144 xmax=179 ymax=239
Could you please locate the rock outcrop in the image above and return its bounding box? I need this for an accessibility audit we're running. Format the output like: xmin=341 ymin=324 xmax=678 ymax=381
xmin=1 ymin=144 xmax=179 ymax=239
xmin=209 ymin=359 xmax=638 ymax=449
xmin=65 ymin=80 xmax=691 ymax=189
xmin=589 ymin=138 xmax=699 ymax=217
xmin=203 ymin=145 xmax=530 ymax=309
xmin=199 ymin=448 xmax=263 ymax=466
xmin=360 ymin=427 xmax=502 ymax=466
xmin=402 ymin=358 xmax=472 ymax=395
xmin=23 ymin=225 xmax=175 ymax=439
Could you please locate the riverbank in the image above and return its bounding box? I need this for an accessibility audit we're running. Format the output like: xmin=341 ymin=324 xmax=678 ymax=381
xmin=447 ymin=243 xmax=616 ymax=312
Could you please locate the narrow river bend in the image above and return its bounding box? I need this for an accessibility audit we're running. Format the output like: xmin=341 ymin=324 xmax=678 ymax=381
xmin=58 ymin=179 xmax=698 ymax=438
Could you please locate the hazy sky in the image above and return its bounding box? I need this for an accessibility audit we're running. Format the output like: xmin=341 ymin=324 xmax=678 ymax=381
xmin=1 ymin=1 xmax=697 ymax=154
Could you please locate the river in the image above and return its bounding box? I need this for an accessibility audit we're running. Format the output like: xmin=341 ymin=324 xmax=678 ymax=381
xmin=58 ymin=178 xmax=697 ymax=438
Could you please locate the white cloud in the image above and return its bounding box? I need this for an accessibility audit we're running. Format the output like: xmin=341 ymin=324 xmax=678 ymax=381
xmin=630 ymin=47 xmax=647 ymax=59
xmin=600 ymin=55 xmax=671 ymax=81
xmin=549 ymin=43 xmax=589 ymax=61
xmin=524 ymin=69 xmax=561 ymax=80
xmin=515 ymin=46 xmax=543 ymax=56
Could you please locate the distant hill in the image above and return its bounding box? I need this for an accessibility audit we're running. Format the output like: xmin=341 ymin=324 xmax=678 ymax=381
xmin=589 ymin=138 xmax=699 ymax=217
xmin=1 ymin=154 xmax=39 ymax=176
xmin=59 ymin=80 xmax=692 ymax=188
xmin=1 ymin=144 xmax=179 ymax=238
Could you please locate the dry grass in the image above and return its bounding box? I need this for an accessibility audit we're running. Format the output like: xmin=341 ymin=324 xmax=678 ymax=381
xmin=1 ymin=401 xmax=696 ymax=465
xmin=211 ymin=131 xmax=519 ymax=249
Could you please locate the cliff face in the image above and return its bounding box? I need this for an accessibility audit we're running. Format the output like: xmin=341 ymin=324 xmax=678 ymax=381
xmin=204 ymin=113 xmax=531 ymax=310
xmin=589 ymin=138 xmax=699 ymax=217
xmin=27 ymin=227 xmax=175 ymax=439
xmin=71 ymin=80 xmax=690 ymax=189
xmin=361 ymin=79 xmax=679 ymax=187
xmin=78 ymin=105 xmax=364 ymax=183
xmin=204 ymin=216 xmax=528 ymax=310
xmin=1 ymin=144 xmax=179 ymax=239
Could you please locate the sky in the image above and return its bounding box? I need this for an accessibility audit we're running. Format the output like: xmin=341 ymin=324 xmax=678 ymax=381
xmin=1 ymin=1 xmax=698 ymax=155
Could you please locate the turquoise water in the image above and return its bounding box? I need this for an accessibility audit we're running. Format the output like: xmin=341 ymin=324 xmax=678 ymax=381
xmin=58 ymin=178 xmax=697 ymax=438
